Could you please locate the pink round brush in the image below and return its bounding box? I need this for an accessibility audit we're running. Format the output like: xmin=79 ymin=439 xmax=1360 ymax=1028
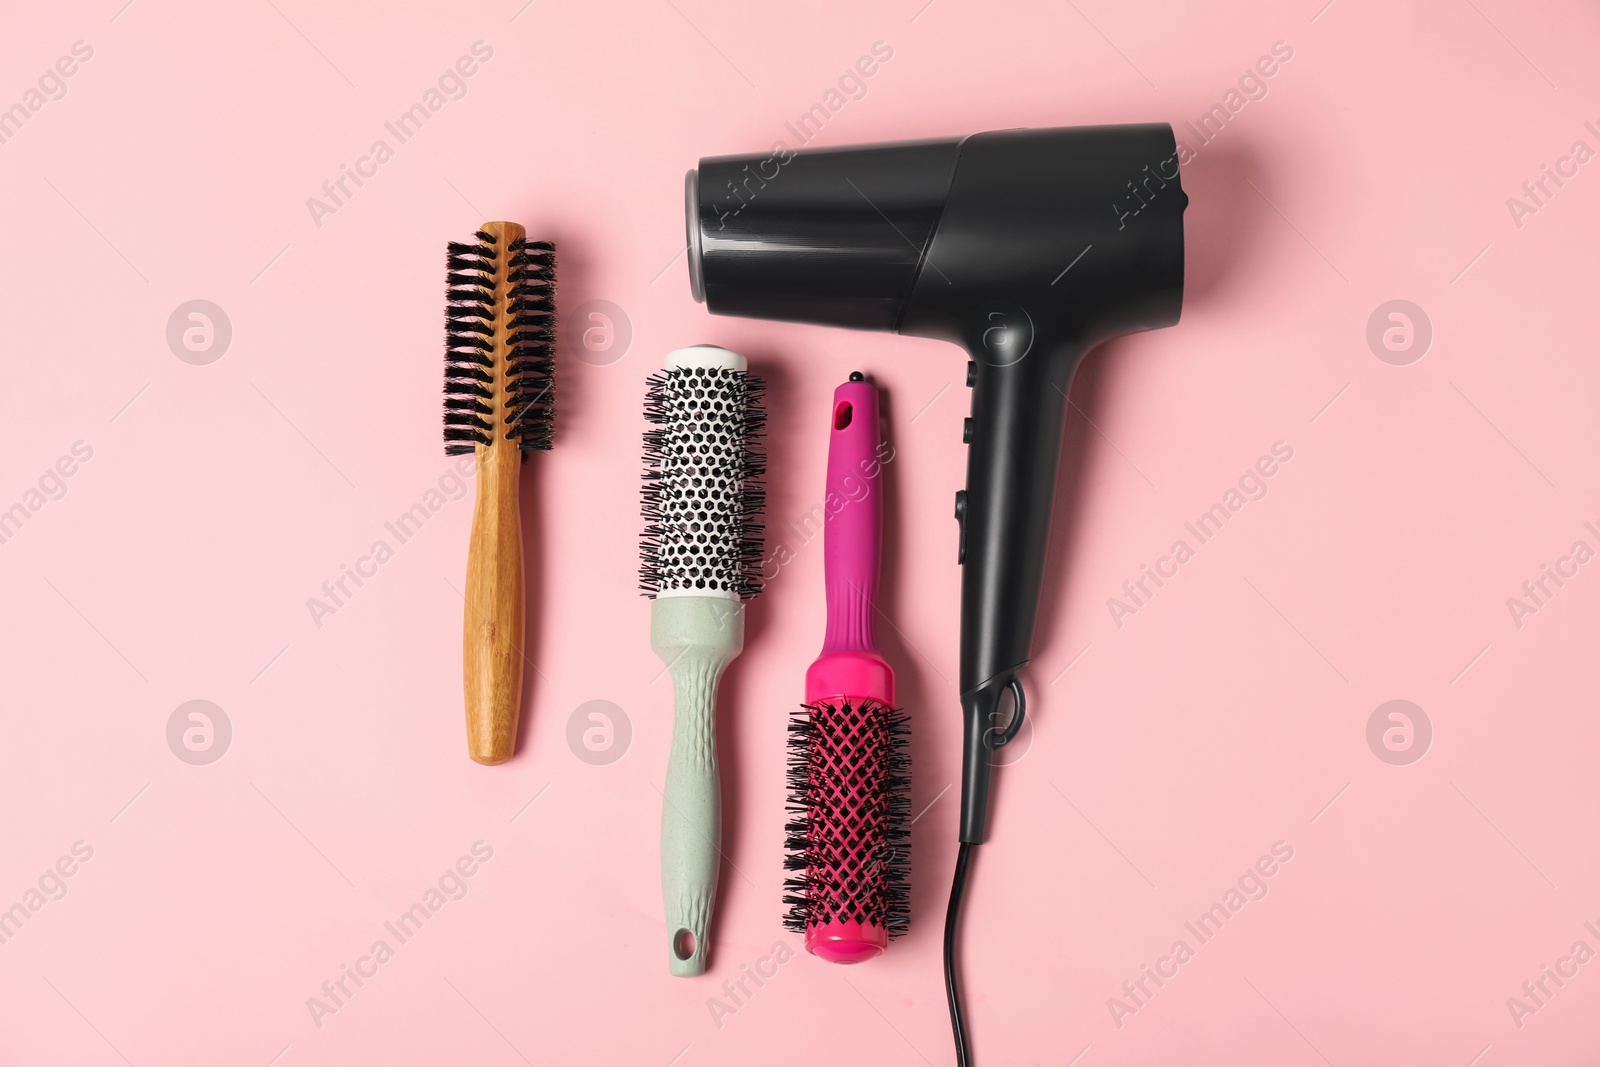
xmin=784 ymin=372 xmax=910 ymax=964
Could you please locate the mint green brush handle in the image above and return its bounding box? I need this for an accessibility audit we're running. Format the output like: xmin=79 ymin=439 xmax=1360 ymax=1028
xmin=652 ymin=594 xmax=744 ymax=977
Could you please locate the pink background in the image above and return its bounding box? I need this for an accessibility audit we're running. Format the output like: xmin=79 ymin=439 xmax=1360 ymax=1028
xmin=2 ymin=0 xmax=1598 ymax=1063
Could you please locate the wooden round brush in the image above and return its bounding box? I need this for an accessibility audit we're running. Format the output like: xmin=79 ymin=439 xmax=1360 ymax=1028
xmin=443 ymin=221 xmax=556 ymax=765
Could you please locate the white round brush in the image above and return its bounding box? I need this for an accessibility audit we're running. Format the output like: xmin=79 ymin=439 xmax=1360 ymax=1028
xmin=639 ymin=345 xmax=766 ymax=977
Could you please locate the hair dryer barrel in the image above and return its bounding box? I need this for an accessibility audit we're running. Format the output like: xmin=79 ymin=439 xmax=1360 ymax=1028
xmin=687 ymin=138 xmax=962 ymax=330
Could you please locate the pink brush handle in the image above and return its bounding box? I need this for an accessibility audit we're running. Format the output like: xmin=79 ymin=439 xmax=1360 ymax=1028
xmin=806 ymin=375 xmax=893 ymax=707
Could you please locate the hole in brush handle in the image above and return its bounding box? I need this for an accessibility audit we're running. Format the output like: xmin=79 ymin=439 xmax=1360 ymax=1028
xmin=672 ymin=928 xmax=696 ymax=960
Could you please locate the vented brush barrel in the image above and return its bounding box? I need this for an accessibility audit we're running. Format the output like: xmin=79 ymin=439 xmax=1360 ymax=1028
xmin=787 ymin=695 xmax=906 ymax=963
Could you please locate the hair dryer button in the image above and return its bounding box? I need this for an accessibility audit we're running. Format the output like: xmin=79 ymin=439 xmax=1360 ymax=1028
xmin=962 ymin=417 xmax=973 ymax=444
xmin=954 ymin=490 xmax=968 ymax=564
xmin=966 ymin=360 xmax=976 ymax=387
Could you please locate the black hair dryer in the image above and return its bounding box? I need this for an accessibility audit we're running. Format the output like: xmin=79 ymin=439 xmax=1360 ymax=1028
xmin=687 ymin=124 xmax=1186 ymax=849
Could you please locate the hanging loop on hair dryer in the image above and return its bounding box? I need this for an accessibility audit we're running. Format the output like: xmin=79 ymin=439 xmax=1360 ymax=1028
xmin=985 ymin=676 xmax=1026 ymax=749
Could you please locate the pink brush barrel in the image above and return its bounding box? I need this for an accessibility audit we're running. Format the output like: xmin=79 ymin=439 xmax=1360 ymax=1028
xmin=791 ymin=374 xmax=906 ymax=964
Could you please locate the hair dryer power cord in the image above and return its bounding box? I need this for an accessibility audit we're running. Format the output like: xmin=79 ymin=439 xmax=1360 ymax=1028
xmin=944 ymin=841 xmax=975 ymax=1066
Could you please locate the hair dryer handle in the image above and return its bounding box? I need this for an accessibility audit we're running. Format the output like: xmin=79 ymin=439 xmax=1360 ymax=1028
xmin=956 ymin=340 xmax=1077 ymax=843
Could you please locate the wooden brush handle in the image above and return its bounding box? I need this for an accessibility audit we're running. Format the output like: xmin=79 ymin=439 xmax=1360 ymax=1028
xmin=463 ymin=220 xmax=526 ymax=765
